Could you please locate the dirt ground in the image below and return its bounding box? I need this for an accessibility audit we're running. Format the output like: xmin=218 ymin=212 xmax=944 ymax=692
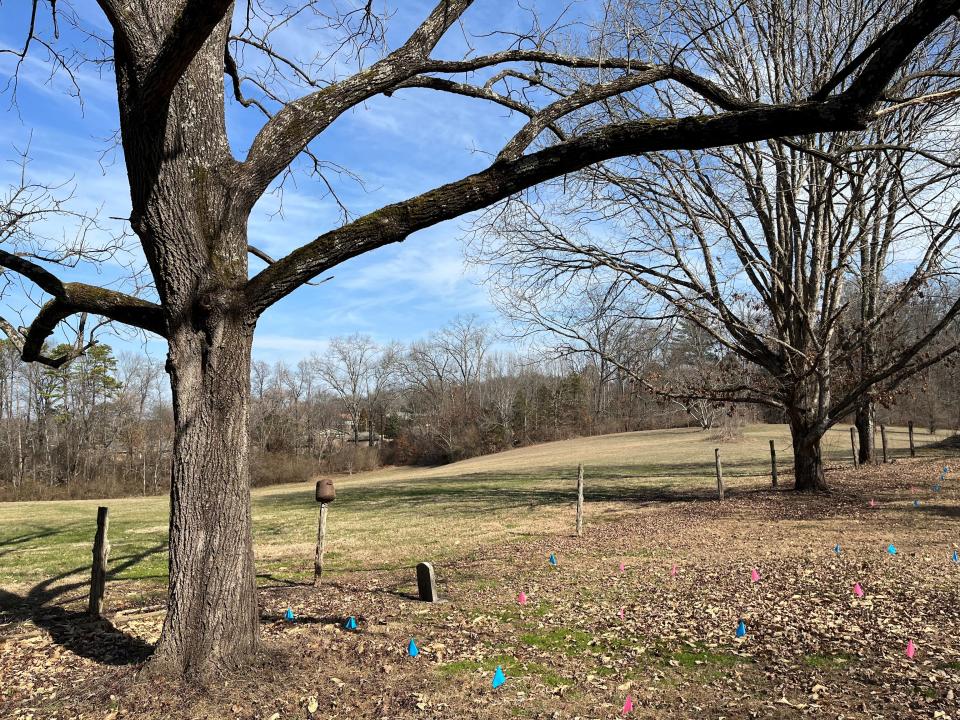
xmin=3 ymin=458 xmax=960 ymax=719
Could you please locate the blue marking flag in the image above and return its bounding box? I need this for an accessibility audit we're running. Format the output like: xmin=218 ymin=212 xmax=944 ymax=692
xmin=492 ymin=666 xmax=506 ymax=689
xmin=736 ymin=620 xmax=747 ymax=638
xmin=549 ymin=553 xmax=558 ymax=567
xmin=344 ymin=616 xmax=358 ymax=630
xmin=284 ymin=607 xmax=295 ymax=622
xmin=914 ymin=500 xmax=921 ymax=508
xmin=953 ymin=550 xmax=959 ymax=564
xmin=888 ymin=544 xmax=897 ymax=556
xmin=408 ymin=638 xmax=419 ymax=657
xmin=833 ymin=543 xmax=841 ymax=555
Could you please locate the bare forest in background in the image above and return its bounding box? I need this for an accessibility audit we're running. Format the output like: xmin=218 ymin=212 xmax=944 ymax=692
xmin=2 ymin=311 xmax=958 ymax=502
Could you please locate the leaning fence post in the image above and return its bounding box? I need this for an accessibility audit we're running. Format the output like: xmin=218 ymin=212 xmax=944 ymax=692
xmin=881 ymin=424 xmax=889 ymax=464
xmin=850 ymin=426 xmax=859 ymax=469
xmin=575 ymin=463 xmax=584 ymax=537
xmin=908 ymin=420 xmax=916 ymax=458
xmin=769 ymin=439 xmax=778 ymax=488
xmin=714 ymin=448 xmax=724 ymax=501
xmin=88 ymin=506 xmax=109 ymax=617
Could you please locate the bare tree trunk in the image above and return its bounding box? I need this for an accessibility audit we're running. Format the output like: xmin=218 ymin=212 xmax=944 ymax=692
xmin=788 ymin=413 xmax=827 ymax=492
xmin=855 ymin=397 xmax=875 ymax=464
xmin=151 ymin=317 xmax=259 ymax=676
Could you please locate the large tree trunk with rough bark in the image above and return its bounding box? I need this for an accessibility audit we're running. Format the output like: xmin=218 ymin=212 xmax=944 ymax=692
xmin=789 ymin=413 xmax=828 ymax=492
xmin=113 ymin=9 xmax=261 ymax=674
xmin=151 ymin=315 xmax=259 ymax=675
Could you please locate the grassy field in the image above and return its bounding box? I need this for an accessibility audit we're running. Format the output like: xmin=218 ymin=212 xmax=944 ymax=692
xmin=0 ymin=423 xmax=948 ymax=594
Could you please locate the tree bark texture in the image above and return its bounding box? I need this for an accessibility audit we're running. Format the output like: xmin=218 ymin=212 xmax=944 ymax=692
xmin=151 ymin=316 xmax=258 ymax=675
xmin=855 ymin=398 xmax=876 ymax=464
xmin=789 ymin=413 xmax=828 ymax=492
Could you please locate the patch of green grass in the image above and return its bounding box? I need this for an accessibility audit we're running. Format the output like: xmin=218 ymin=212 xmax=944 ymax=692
xmin=803 ymin=653 xmax=854 ymax=668
xmin=436 ymin=655 xmax=568 ymax=690
xmin=529 ymin=601 xmax=553 ymax=618
xmin=435 ymin=659 xmax=487 ymax=677
xmin=523 ymin=661 xmax=567 ymax=688
xmin=672 ymin=648 xmax=748 ymax=669
xmin=520 ymin=627 xmax=593 ymax=656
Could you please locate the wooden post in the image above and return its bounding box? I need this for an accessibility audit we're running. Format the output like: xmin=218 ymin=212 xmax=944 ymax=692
xmin=714 ymin=448 xmax=724 ymax=501
xmin=850 ymin=426 xmax=859 ymax=469
xmin=88 ymin=506 xmax=109 ymax=617
xmin=881 ymin=424 xmax=889 ymax=464
xmin=314 ymin=503 xmax=329 ymax=585
xmin=908 ymin=420 xmax=916 ymax=458
xmin=575 ymin=463 xmax=584 ymax=537
xmin=769 ymin=439 xmax=778 ymax=488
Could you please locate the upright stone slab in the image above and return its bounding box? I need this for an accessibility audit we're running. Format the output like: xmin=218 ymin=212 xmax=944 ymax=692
xmin=416 ymin=562 xmax=438 ymax=602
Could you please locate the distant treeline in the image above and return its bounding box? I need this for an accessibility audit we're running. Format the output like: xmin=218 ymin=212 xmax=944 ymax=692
xmin=0 ymin=314 xmax=957 ymax=500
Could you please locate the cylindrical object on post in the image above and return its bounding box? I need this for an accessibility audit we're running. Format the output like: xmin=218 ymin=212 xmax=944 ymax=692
xmin=881 ymin=425 xmax=889 ymax=464
xmin=769 ymin=439 xmax=778 ymax=488
xmin=850 ymin=426 xmax=859 ymax=469
xmin=315 ymin=478 xmax=336 ymax=503
xmin=908 ymin=420 xmax=915 ymax=458
xmin=575 ymin=463 xmax=584 ymax=537
xmin=715 ymin=448 xmax=724 ymax=501
xmin=314 ymin=503 xmax=328 ymax=585
xmin=88 ymin=506 xmax=109 ymax=617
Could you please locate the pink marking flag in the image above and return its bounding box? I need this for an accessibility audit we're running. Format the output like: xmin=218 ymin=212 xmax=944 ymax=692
xmin=517 ymin=591 xmax=527 ymax=606
xmin=869 ymin=498 xmax=876 ymax=508
xmin=670 ymin=564 xmax=677 ymax=577
xmin=853 ymin=582 xmax=864 ymax=598
xmin=907 ymin=639 xmax=916 ymax=659
xmin=750 ymin=568 xmax=760 ymax=583
xmin=622 ymin=695 xmax=634 ymax=715
xmin=618 ymin=607 xmax=625 ymax=620
xmin=619 ymin=562 xmax=625 ymax=573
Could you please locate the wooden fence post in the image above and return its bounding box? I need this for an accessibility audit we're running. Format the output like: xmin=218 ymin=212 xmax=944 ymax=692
xmin=714 ymin=448 xmax=724 ymax=501
xmin=881 ymin=425 xmax=889 ymax=464
xmin=769 ymin=439 xmax=778 ymax=488
xmin=850 ymin=427 xmax=859 ymax=469
xmin=908 ymin=420 xmax=916 ymax=458
xmin=88 ymin=506 xmax=109 ymax=617
xmin=314 ymin=503 xmax=329 ymax=585
xmin=575 ymin=463 xmax=584 ymax=537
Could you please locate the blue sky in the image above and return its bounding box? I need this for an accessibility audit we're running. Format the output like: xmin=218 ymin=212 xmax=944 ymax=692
xmin=0 ymin=0 xmax=588 ymax=363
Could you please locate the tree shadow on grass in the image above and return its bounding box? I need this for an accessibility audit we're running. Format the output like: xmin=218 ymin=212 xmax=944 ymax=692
xmin=0 ymin=527 xmax=63 ymax=560
xmin=258 ymin=472 xmax=775 ymax=518
xmin=0 ymin=542 xmax=166 ymax=666
xmin=256 ymin=572 xmax=314 ymax=588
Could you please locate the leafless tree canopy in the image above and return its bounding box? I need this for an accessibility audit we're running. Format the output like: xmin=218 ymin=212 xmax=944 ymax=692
xmin=472 ymin=0 xmax=960 ymax=490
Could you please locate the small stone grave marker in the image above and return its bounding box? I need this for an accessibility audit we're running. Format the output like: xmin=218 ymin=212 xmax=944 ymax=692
xmin=416 ymin=561 xmax=438 ymax=602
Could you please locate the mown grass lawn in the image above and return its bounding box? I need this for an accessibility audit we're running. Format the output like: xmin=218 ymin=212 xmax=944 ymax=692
xmin=0 ymin=423 xmax=949 ymax=594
